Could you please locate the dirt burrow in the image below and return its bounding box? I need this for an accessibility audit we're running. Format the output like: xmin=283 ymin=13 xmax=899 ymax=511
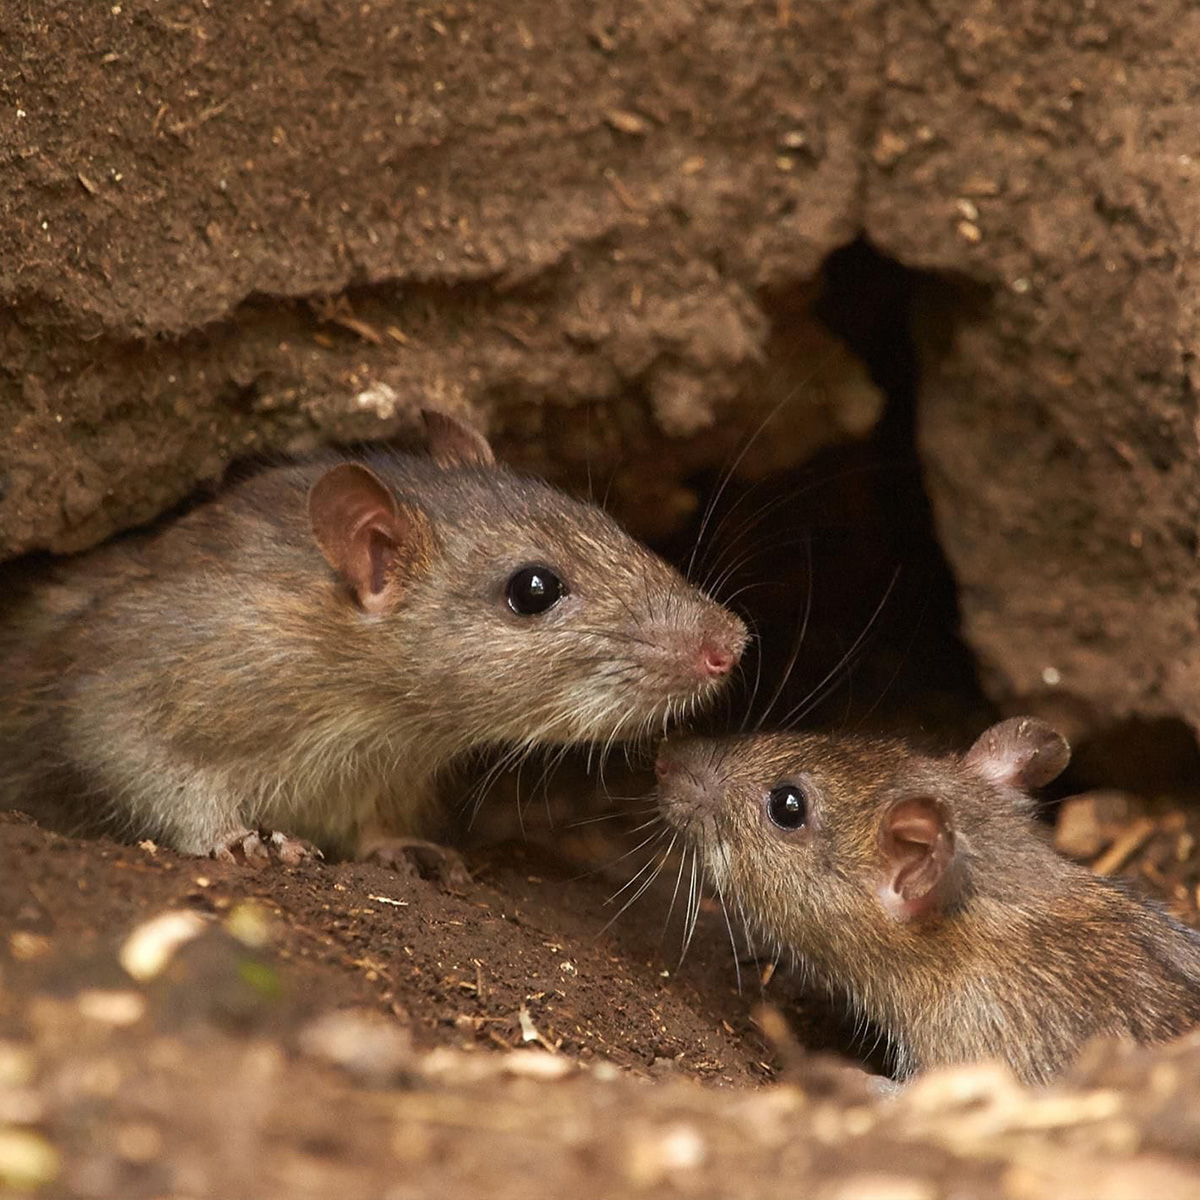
xmin=7 ymin=0 xmax=1200 ymax=752
xmin=8 ymin=0 xmax=1200 ymax=1194
xmin=0 ymin=0 xmax=880 ymax=558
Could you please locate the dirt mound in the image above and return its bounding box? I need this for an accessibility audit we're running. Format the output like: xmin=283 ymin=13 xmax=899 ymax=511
xmin=7 ymin=0 xmax=1200 ymax=1194
xmin=5 ymin=797 xmax=1200 ymax=1198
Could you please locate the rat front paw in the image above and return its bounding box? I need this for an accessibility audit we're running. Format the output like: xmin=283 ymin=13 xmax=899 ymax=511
xmin=361 ymin=838 xmax=471 ymax=889
xmin=209 ymin=828 xmax=323 ymax=867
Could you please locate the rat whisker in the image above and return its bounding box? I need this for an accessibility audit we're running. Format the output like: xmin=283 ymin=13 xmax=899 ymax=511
xmin=754 ymin=534 xmax=814 ymax=732
xmin=566 ymin=802 xmax=659 ymax=829
xmin=596 ymin=840 xmax=673 ymax=937
xmin=660 ymin=833 xmax=689 ymax=943
xmin=685 ymin=352 xmax=838 ymax=584
xmin=775 ymin=566 xmax=900 ymax=731
xmin=739 ymin=613 xmax=766 ymax=734
xmin=714 ymin=874 xmax=743 ymax=995
xmin=677 ymin=845 xmax=703 ymax=969
xmin=569 ymin=819 xmax=667 ymax=883
xmin=603 ymin=827 xmax=670 ymax=905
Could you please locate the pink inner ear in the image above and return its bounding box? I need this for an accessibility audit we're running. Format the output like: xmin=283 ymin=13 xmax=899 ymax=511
xmin=883 ymin=804 xmax=941 ymax=850
xmin=354 ymin=520 xmax=400 ymax=606
xmin=878 ymin=796 xmax=955 ymax=921
xmin=308 ymin=463 xmax=405 ymax=610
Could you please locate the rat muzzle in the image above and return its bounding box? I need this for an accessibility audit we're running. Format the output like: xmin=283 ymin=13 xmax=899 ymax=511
xmin=654 ymin=740 xmax=725 ymax=834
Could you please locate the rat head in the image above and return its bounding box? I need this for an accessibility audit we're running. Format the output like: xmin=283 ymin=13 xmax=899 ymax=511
xmin=655 ymin=718 xmax=1070 ymax=963
xmin=306 ymin=410 xmax=747 ymax=749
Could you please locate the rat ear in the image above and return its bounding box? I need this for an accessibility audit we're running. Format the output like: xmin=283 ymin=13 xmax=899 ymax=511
xmin=964 ymin=717 xmax=1070 ymax=790
xmin=308 ymin=463 xmax=434 ymax=613
xmin=422 ymin=409 xmax=496 ymax=469
xmin=877 ymin=796 xmax=959 ymax=922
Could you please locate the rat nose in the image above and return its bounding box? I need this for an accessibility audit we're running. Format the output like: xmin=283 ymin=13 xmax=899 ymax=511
xmin=698 ymin=615 xmax=746 ymax=678
xmin=700 ymin=640 xmax=736 ymax=677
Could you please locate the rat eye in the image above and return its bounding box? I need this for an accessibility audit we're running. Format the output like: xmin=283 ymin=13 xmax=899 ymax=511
xmin=506 ymin=564 xmax=565 ymax=616
xmin=766 ymin=782 xmax=808 ymax=831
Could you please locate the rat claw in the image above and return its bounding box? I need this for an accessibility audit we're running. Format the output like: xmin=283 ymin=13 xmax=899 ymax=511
xmin=209 ymin=828 xmax=319 ymax=866
xmin=267 ymin=830 xmax=324 ymax=866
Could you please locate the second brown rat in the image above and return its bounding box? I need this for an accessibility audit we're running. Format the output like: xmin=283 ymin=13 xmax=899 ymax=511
xmin=0 ymin=411 xmax=746 ymax=861
xmin=654 ymin=718 xmax=1200 ymax=1085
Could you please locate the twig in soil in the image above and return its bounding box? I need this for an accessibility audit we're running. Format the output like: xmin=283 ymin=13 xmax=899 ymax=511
xmin=310 ymin=295 xmax=385 ymax=344
xmin=1091 ymin=818 xmax=1156 ymax=876
xmin=168 ymin=97 xmax=234 ymax=136
xmin=518 ymin=1005 xmax=560 ymax=1053
xmin=751 ymin=1002 xmax=800 ymax=1080
xmin=603 ymin=168 xmax=645 ymax=211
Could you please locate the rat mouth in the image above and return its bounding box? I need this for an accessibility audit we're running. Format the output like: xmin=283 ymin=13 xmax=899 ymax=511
xmin=654 ymin=784 xmax=734 ymax=892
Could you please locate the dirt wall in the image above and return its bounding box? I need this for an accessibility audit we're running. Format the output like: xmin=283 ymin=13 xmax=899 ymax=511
xmin=3 ymin=0 xmax=1199 ymax=739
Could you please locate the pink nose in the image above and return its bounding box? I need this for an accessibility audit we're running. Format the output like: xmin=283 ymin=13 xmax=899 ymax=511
xmin=654 ymin=749 xmax=678 ymax=781
xmin=700 ymin=639 xmax=737 ymax=678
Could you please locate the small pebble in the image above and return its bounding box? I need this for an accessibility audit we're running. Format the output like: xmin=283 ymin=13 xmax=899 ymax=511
xmin=0 ymin=1128 xmax=59 ymax=1191
xmin=824 ymin=1174 xmax=936 ymax=1200
xmin=625 ymin=1122 xmax=706 ymax=1186
xmin=119 ymin=911 xmax=207 ymax=981
xmin=76 ymin=989 xmax=146 ymax=1027
xmin=299 ymin=1010 xmax=414 ymax=1086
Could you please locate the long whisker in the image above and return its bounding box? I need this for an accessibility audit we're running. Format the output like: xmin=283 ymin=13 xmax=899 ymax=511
xmin=603 ymin=827 xmax=670 ymax=904
xmin=660 ymin=833 xmax=689 ymax=942
xmin=678 ymin=846 xmax=702 ymax=969
xmin=566 ymin=803 xmax=658 ymax=829
xmin=714 ymin=875 xmax=743 ymax=995
xmin=597 ymin=834 xmax=673 ymax=936
xmin=754 ymin=533 xmax=814 ymax=731
xmin=570 ymin=821 xmax=667 ymax=883
xmin=852 ymin=573 xmax=930 ymax=732
xmin=775 ymin=566 xmax=901 ymax=730
xmin=685 ymin=350 xmax=841 ymax=584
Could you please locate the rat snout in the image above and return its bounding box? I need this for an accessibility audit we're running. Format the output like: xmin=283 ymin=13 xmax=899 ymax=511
xmin=655 ymin=741 xmax=722 ymax=831
xmin=695 ymin=610 xmax=748 ymax=681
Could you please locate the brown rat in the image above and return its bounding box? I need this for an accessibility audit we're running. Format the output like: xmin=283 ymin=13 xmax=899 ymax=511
xmin=0 ymin=411 xmax=746 ymax=860
xmin=654 ymin=718 xmax=1200 ymax=1085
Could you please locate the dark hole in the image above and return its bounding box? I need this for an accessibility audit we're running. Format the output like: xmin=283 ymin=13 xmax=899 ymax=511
xmin=660 ymin=238 xmax=992 ymax=746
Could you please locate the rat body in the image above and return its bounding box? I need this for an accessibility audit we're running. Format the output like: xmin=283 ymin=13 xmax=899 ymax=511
xmin=1 ymin=412 xmax=745 ymax=859
xmin=655 ymin=718 xmax=1200 ymax=1085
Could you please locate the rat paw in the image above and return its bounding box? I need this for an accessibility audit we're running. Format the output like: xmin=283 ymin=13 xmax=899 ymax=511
xmin=264 ymin=830 xmax=324 ymax=866
xmin=362 ymin=838 xmax=471 ymax=889
xmin=209 ymin=828 xmax=323 ymax=867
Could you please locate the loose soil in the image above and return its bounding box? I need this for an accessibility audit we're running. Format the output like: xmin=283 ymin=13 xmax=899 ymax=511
xmin=7 ymin=0 xmax=1200 ymax=1195
xmin=5 ymin=765 xmax=1200 ymax=1199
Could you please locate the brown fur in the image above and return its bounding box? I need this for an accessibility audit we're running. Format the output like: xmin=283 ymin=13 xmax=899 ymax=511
xmin=656 ymin=726 xmax=1200 ymax=1085
xmin=0 ymin=425 xmax=745 ymax=858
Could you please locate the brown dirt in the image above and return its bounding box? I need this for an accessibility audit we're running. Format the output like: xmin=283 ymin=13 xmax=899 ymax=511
xmin=6 ymin=780 xmax=1200 ymax=1200
xmin=8 ymin=0 xmax=1200 ymax=1195
xmin=0 ymin=0 xmax=880 ymax=558
xmin=9 ymin=0 xmax=1200 ymax=756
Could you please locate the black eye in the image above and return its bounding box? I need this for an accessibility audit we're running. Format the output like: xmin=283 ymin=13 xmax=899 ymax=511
xmin=505 ymin=565 xmax=565 ymax=616
xmin=766 ymin=783 xmax=808 ymax=830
